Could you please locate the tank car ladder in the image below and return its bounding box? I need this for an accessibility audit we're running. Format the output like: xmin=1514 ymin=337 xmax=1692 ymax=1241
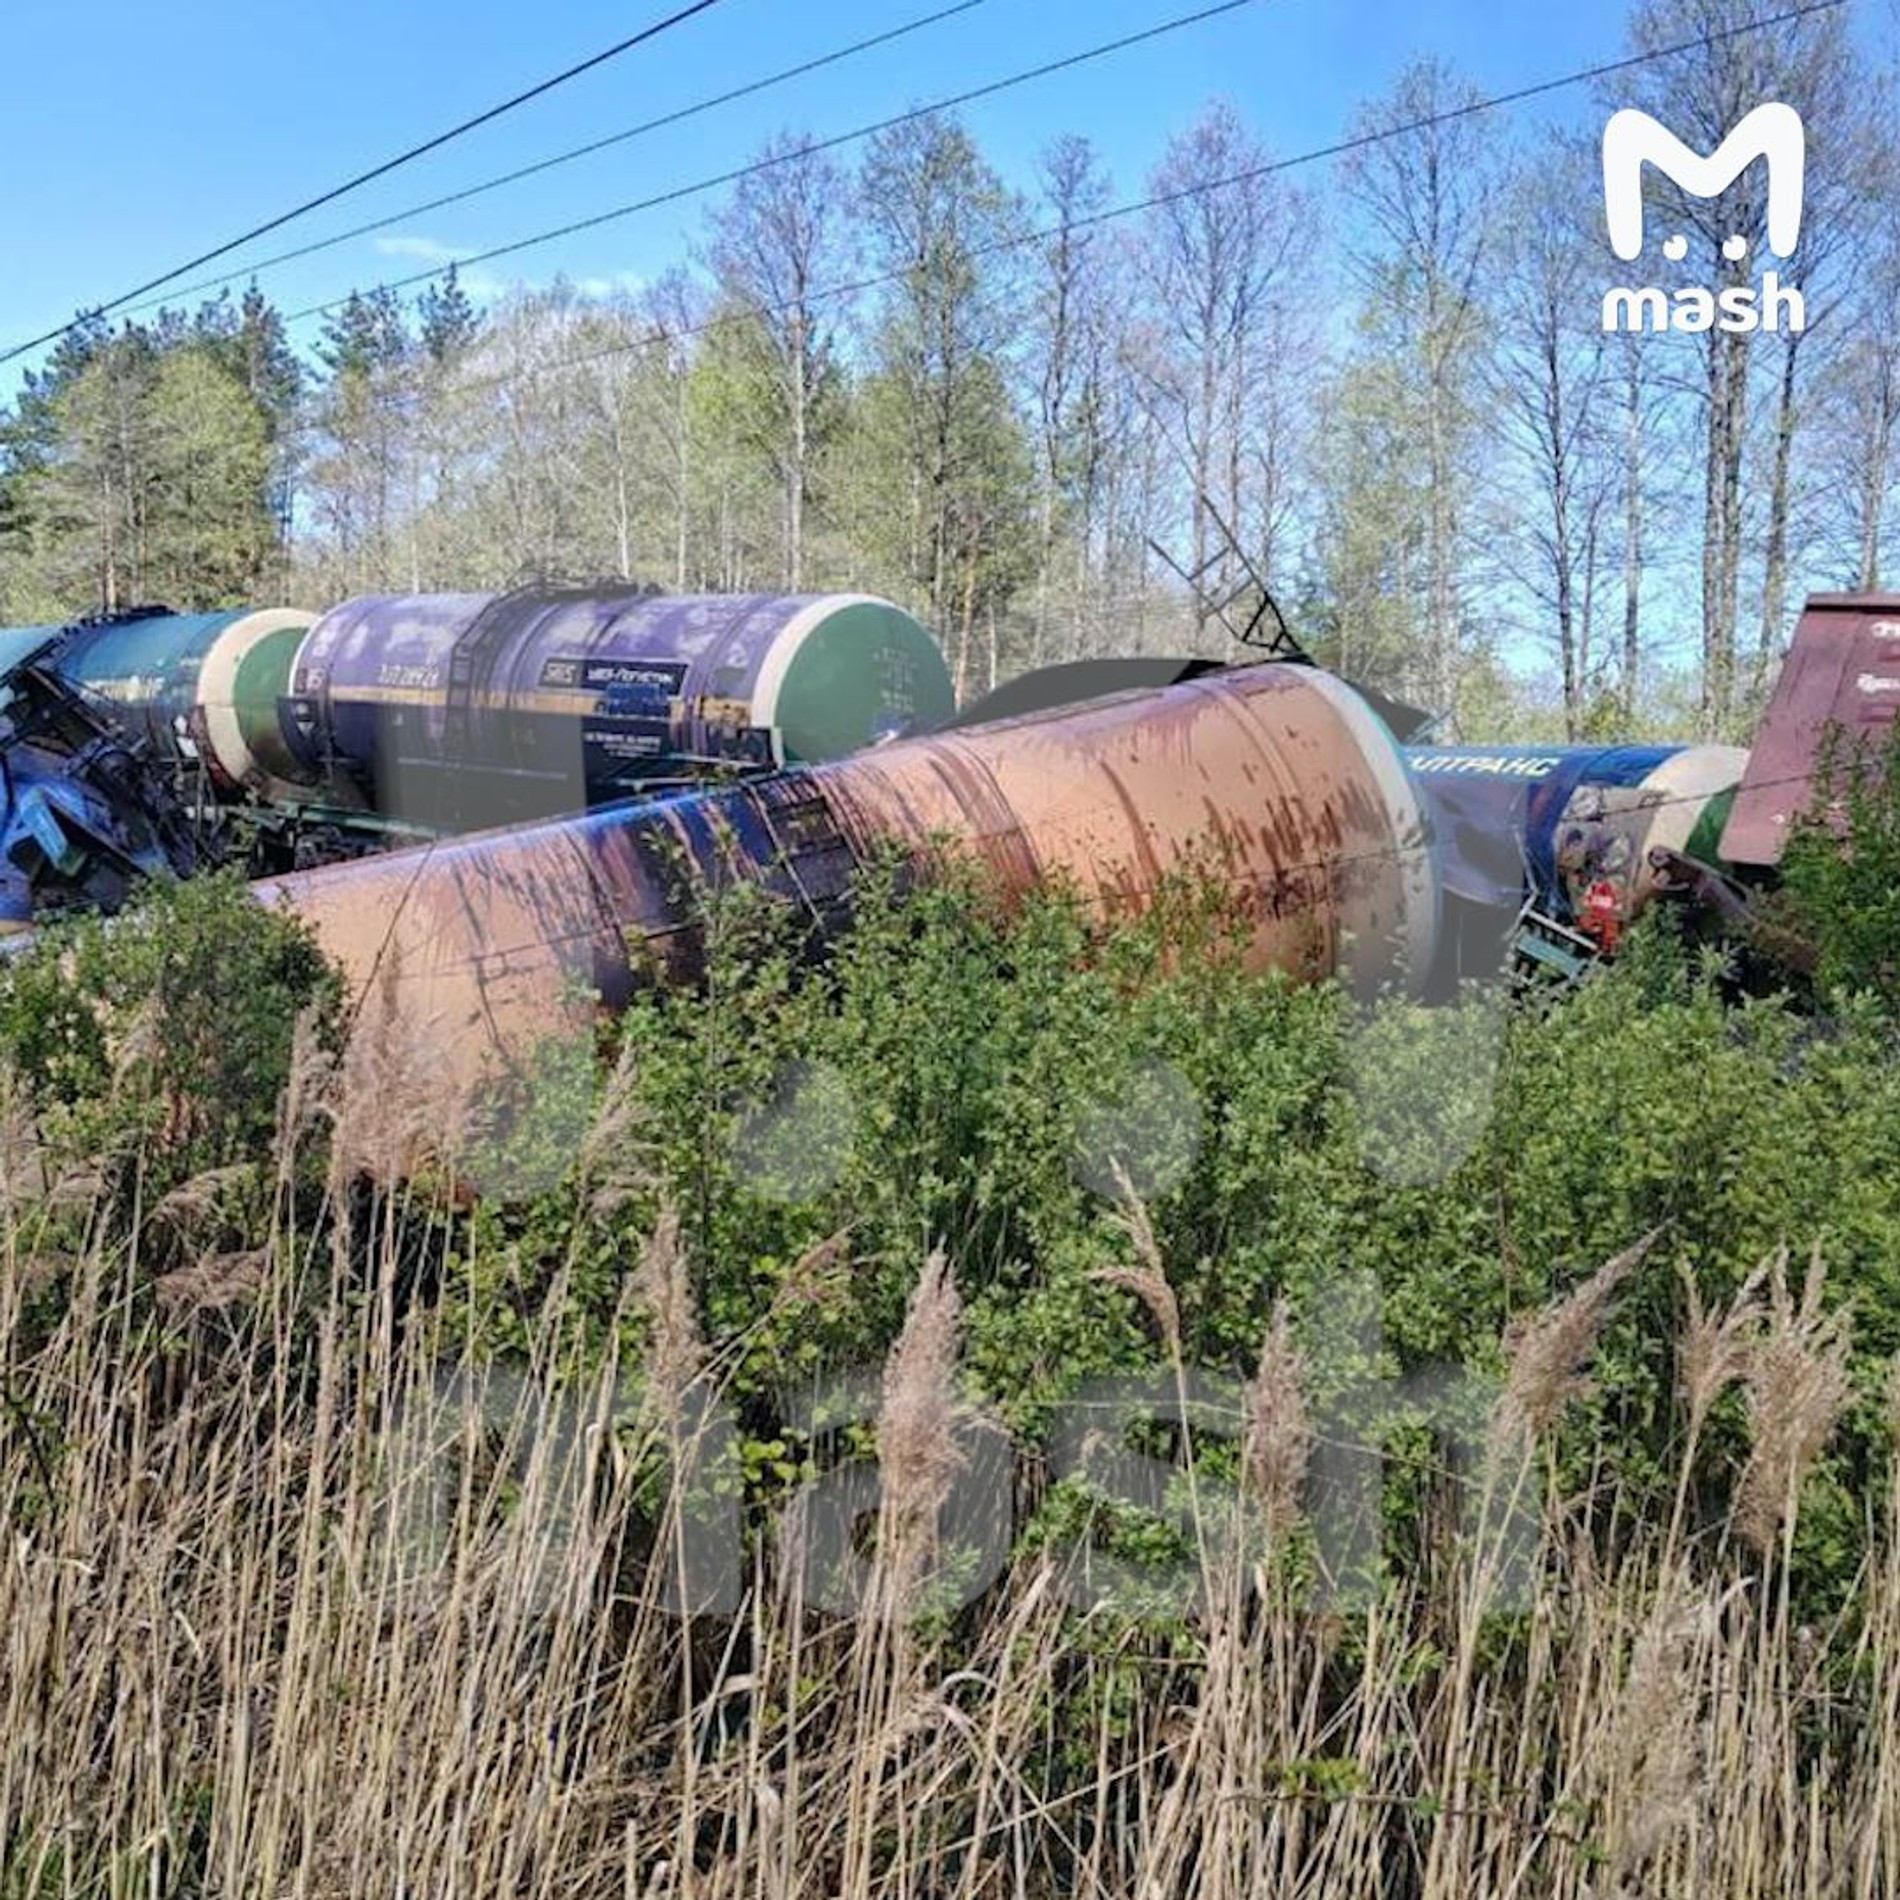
xmin=756 ymin=784 xmax=859 ymax=933
xmin=1510 ymin=902 xmax=1604 ymax=993
xmin=439 ymin=587 xmax=538 ymax=771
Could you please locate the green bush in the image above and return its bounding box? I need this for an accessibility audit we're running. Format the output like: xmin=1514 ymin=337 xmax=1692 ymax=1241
xmin=431 ymin=860 xmax=1899 ymax=1605
xmin=1779 ymin=717 xmax=1900 ymax=1010
xmin=1 ymin=846 xmax=1891 ymax=1606
xmin=0 ymin=869 xmax=343 ymax=1203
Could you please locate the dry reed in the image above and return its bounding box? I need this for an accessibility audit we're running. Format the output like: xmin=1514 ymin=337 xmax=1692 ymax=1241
xmin=0 ymin=1090 xmax=1881 ymax=1898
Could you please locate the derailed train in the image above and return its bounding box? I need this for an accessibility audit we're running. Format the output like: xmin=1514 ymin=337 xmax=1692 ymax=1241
xmin=0 ymin=588 xmax=955 ymax=921
xmin=0 ymin=582 xmax=1887 ymax=1106
xmin=255 ymin=660 xmax=1441 ymax=1097
xmin=1403 ymin=594 xmax=1900 ymax=979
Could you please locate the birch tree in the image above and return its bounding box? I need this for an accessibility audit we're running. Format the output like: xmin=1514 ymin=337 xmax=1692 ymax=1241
xmin=1831 ymin=209 xmax=1900 ymax=589
xmin=1490 ymin=143 xmax=1617 ymax=735
xmin=1615 ymin=0 xmax=1859 ymax=733
xmin=1025 ymin=134 xmax=1112 ymax=660
xmin=1132 ymin=102 xmax=1308 ymax=646
xmin=706 ymin=136 xmax=854 ymax=590
xmin=1342 ymin=58 xmax=1498 ymax=713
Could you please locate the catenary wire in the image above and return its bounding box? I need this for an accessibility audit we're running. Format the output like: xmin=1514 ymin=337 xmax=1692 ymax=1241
xmin=111 ymin=0 xmax=998 ymax=323
xmin=282 ymin=0 xmax=1267 ymax=322
xmin=325 ymin=0 xmax=1846 ymax=400
xmin=254 ymin=0 xmax=1840 ymax=884
xmin=0 ymin=0 xmax=733 ymax=367
xmin=0 ymin=8 xmax=1854 ymax=1026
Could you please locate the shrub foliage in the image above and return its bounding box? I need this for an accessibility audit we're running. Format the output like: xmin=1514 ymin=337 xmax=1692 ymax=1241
xmin=1 ymin=846 xmax=1898 ymax=1894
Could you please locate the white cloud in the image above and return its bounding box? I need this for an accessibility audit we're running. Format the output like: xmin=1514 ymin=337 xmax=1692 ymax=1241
xmin=363 ymin=238 xmax=642 ymax=308
xmin=575 ymin=270 xmax=647 ymax=299
xmin=367 ymin=233 xmax=505 ymax=302
xmin=373 ymin=234 xmax=473 ymax=266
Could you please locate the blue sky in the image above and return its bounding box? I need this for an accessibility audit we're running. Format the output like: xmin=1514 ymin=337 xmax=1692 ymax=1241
xmin=2 ymin=0 xmax=1632 ymax=387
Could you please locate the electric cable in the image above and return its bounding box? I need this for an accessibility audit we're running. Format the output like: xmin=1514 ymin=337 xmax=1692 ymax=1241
xmin=368 ymin=0 xmax=1846 ymax=400
xmin=0 ymin=0 xmax=734 ymax=366
xmin=283 ymin=0 xmax=1266 ymax=323
xmin=112 ymin=0 xmax=997 ymax=323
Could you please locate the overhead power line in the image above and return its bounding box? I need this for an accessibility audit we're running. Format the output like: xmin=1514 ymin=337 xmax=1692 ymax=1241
xmin=284 ymin=0 xmax=1264 ymax=324
xmin=0 ymin=0 xmax=732 ymax=369
xmin=410 ymin=0 xmax=1845 ymax=405
xmin=114 ymin=0 xmax=996 ymax=323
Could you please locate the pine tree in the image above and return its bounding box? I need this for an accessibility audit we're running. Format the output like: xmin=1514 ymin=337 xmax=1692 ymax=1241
xmin=195 ymin=289 xmax=303 ymax=589
xmin=143 ymin=345 xmax=275 ymax=603
xmin=418 ymin=267 xmax=480 ymax=367
xmin=307 ymin=289 xmax=414 ymax=593
xmin=857 ymin=113 xmax=1035 ymax=688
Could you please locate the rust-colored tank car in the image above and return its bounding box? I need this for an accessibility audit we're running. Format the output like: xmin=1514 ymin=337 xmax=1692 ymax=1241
xmin=258 ymin=665 xmax=1437 ymax=1110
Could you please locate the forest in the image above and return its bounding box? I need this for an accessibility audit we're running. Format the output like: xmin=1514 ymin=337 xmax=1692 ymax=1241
xmin=2 ymin=0 xmax=1894 ymax=742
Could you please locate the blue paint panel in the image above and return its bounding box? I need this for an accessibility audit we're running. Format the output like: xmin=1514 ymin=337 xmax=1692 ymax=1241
xmin=1406 ymin=767 xmax=1536 ymax=908
xmin=1406 ymin=745 xmax=1685 ymax=919
xmin=584 ymin=658 xmax=686 ymax=696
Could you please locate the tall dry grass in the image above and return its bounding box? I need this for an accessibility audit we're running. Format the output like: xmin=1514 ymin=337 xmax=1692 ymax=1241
xmin=1 ymin=1044 xmax=1894 ymax=1899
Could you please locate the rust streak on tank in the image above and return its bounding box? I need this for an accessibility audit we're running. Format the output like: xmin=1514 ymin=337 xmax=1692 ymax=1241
xmin=260 ymin=665 xmax=1438 ymax=1123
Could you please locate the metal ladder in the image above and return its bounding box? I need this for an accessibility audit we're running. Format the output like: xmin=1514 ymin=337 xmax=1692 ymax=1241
xmin=438 ymin=586 xmax=538 ymax=769
xmin=758 ymin=785 xmax=859 ymax=930
xmin=1511 ymin=903 xmax=1604 ymax=992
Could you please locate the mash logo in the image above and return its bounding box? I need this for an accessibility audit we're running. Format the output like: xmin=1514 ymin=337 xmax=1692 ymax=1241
xmin=1601 ymin=102 xmax=1807 ymax=335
